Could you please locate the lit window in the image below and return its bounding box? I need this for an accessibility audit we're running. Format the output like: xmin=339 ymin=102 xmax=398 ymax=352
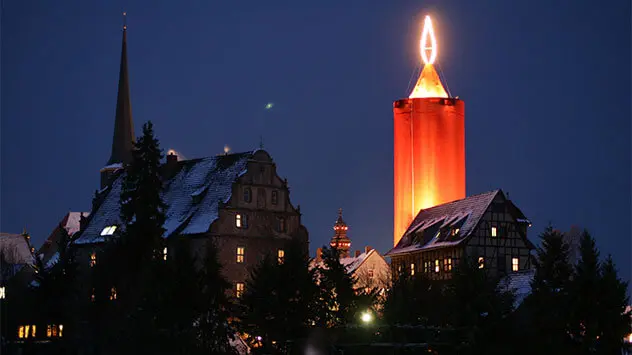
xmin=0 ymin=286 xmax=5 ymax=299
xmin=451 ymin=228 xmax=460 ymax=236
xmin=237 ymin=247 xmax=245 ymax=263
xmin=48 ymin=325 xmax=62 ymax=337
xmin=409 ymin=263 xmax=414 ymax=275
xmin=59 ymin=325 xmax=63 ymax=337
xmin=277 ymin=249 xmax=285 ymax=264
xmin=91 ymin=289 xmax=95 ymax=302
xmin=47 ymin=325 xmax=52 ymax=337
xmin=163 ymin=247 xmax=168 ymax=261
xmin=24 ymin=325 xmax=30 ymax=339
xmin=235 ymin=214 xmax=242 ymax=228
xmin=100 ymin=225 xmax=117 ymax=236
xmin=478 ymin=257 xmax=485 ymax=269
xmin=244 ymin=188 xmax=252 ymax=203
xmin=18 ymin=326 xmax=24 ymax=339
xmin=512 ymin=257 xmax=519 ymax=272
xmin=110 ymin=287 xmax=117 ymax=300
xmin=423 ymin=261 xmax=429 ymax=273
xmin=434 ymin=259 xmax=440 ymax=273
xmin=491 ymin=226 xmax=497 ymax=237
xmin=368 ymin=269 xmax=374 ymax=279
xmin=444 ymin=258 xmax=453 ymax=271
xmin=90 ymin=252 xmax=97 ymax=267
xmin=31 ymin=325 xmax=36 ymax=338
xmin=236 ymin=282 xmax=244 ymax=298
xmin=271 ymin=191 xmax=278 ymax=205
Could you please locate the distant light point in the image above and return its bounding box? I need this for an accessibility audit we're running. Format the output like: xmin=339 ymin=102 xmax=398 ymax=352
xmin=265 ymin=103 xmax=274 ymax=110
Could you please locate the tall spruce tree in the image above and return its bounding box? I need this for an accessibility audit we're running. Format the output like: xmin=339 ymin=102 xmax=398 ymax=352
xmin=92 ymin=120 xmax=168 ymax=355
xmin=198 ymin=240 xmax=235 ymax=354
xmin=525 ymin=226 xmax=574 ymax=353
xmin=569 ymin=230 xmax=601 ymax=352
xmin=318 ymin=245 xmax=360 ymax=328
xmin=596 ymin=255 xmax=631 ymax=353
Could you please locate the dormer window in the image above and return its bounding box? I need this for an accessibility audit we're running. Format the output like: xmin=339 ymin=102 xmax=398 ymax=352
xmin=451 ymin=228 xmax=460 ymax=237
xmin=100 ymin=225 xmax=117 ymax=236
xmin=244 ymin=188 xmax=252 ymax=203
xmin=271 ymin=191 xmax=279 ymax=205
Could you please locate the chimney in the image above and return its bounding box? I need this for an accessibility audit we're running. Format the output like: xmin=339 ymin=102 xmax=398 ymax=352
xmin=79 ymin=212 xmax=89 ymax=231
xmin=316 ymin=247 xmax=322 ymax=262
xmin=365 ymin=246 xmax=373 ymax=254
xmin=167 ymin=151 xmax=178 ymax=166
xmin=355 ymin=250 xmax=361 ymax=258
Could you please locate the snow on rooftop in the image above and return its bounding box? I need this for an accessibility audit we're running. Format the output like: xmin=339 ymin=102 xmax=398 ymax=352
xmin=75 ymin=151 xmax=255 ymax=244
xmin=498 ymin=269 xmax=535 ymax=310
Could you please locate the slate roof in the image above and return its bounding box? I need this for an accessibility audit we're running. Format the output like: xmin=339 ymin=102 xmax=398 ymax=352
xmin=311 ymin=249 xmax=377 ymax=274
xmin=75 ymin=151 xmax=256 ymax=244
xmin=387 ymin=189 xmax=529 ymax=256
xmin=498 ymin=268 xmax=535 ymax=309
xmin=0 ymin=233 xmax=33 ymax=265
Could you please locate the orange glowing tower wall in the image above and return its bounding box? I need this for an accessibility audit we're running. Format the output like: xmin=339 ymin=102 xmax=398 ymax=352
xmin=393 ymin=16 xmax=465 ymax=246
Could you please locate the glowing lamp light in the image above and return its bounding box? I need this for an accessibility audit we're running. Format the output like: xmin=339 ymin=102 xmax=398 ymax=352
xmin=420 ymin=15 xmax=437 ymax=65
xmin=360 ymin=310 xmax=373 ymax=324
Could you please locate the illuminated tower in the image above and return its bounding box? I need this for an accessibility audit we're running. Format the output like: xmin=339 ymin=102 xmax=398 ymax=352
xmin=393 ymin=16 xmax=465 ymax=246
xmin=330 ymin=208 xmax=351 ymax=258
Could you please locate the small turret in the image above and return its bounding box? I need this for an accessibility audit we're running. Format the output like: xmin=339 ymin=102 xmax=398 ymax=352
xmin=329 ymin=208 xmax=351 ymax=258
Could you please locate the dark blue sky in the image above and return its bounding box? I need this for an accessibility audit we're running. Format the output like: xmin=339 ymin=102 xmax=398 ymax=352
xmin=2 ymin=0 xmax=630 ymax=285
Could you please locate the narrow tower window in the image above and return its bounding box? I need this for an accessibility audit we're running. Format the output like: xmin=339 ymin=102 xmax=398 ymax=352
xmin=236 ymin=247 xmax=245 ymax=263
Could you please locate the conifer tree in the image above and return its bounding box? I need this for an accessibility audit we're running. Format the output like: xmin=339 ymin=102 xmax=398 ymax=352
xmin=596 ymin=255 xmax=631 ymax=353
xmin=525 ymin=226 xmax=574 ymax=353
xmin=319 ymin=245 xmax=360 ymax=327
xmin=198 ymin=240 xmax=235 ymax=354
xmin=568 ymin=230 xmax=601 ymax=352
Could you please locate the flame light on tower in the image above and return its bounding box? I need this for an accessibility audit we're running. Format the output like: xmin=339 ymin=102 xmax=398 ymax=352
xmin=393 ymin=15 xmax=466 ymax=246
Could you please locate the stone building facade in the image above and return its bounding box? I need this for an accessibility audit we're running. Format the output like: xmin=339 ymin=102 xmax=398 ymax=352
xmin=386 ymin=189 xmax=534 ymax=280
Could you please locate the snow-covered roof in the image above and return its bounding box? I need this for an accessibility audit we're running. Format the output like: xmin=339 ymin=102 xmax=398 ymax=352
xmin=498 ymin=269 xmax=535 ymax=310
xmin=387 ymin=189 xmax=530 ymax=256
xmin=0 ymin=233 xmax=33 ymax=265
xmin=75 ymin=151 xmax=256 ymax=244
xmin=311 ymin=249 xmax=377 ymax=274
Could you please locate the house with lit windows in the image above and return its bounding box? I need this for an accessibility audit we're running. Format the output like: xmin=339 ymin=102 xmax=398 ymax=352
xmin=71 ymin=25 xmax=308 ymax=301
xmin=386 ymin=189 xmax=535 ymax=280
xmin=312 ymin=209 xmax=391 ymax=294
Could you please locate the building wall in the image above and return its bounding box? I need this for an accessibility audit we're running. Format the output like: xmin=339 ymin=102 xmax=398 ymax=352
xmin=353 ymin=250 xmax=391 ymax=292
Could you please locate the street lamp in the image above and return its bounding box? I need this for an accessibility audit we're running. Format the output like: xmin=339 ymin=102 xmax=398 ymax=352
xmin=360 ymin=310 xmax=373 ymax=324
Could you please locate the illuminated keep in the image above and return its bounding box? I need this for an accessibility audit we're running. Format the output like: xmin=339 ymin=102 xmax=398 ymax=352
xmin=393 ymin=15 xmax=465 ymax=246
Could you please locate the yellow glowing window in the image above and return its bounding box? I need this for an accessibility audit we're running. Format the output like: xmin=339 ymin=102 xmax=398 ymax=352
xmin=444 ymin=258 xmax=453 ymax=271
xmin=100 ymin=225 xmax=117 ymax=236
xmin=236 ymin=282 xmax=244 ymax=298
xmin=0 ymin=286 xmax=5 ymax=299
xmin=24 ymin=325 xmax=30 ymax=339
xmin=434 ymin=259 xmax=440 ymax=273
xmin=235 ymin=214 xmax=242 ymax=228
xmin=47 ymin=325 xmax=52 ymax=337
xmin=236 ymin=247 xmax=245 ymax=263
xmin=52 ymin=325 xmax=57 ymax=337
xmin=410 ymin=263 xmax=415 ymax=276
xmin=110 ymin=287 xmax=117 ymax=300
xmin=59 ymin=325 xmax=63 ymax=337
xmin=163 ymin=247 xmax=168 ymax=261
xmin=31 ymin=325 xmax=36 ymax=337
xmin=478 ymin=257 xmax=485 ymax=269
xmin=18 ymin=326 xmax=24 ymax=339
xmin=90 ymin=253 xmax=97 ymax=267
xmin=491 ymin=226 xmax=497 ymax=237
xmin=512 ymin=257 xmax=519 ymax=272
xmin=277 ymin=249 xmax=285 ymax=264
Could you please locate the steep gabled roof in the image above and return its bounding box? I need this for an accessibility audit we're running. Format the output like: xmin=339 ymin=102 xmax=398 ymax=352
xmin=75 ymin=151 xmax=256 ymax=244
xmin=0 ymin=233 xmax=33 ymax=265
xmin=386 ymin=190 xmax=503 ymax=256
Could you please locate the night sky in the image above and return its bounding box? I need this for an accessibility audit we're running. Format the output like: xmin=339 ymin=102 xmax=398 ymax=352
xmin=2 ymin=1 xmax=630 ymax=287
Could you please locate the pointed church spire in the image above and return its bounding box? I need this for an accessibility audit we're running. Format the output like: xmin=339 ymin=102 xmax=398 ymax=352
xmin=106 ymin=12 xmax=135 ymax=166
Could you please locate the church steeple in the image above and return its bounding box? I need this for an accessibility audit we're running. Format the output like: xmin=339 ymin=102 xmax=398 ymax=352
xmin=107 ymin=13 xmax=135 ymax=165
xmin=330 ymin=208 xmax=351 ymax=258
xmin=101 ymin=13 xmax=135 ymax=188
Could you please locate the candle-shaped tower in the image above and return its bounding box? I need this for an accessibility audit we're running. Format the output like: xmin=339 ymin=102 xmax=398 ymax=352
xmin=393 ymin=15 xmax=465 ymax=246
